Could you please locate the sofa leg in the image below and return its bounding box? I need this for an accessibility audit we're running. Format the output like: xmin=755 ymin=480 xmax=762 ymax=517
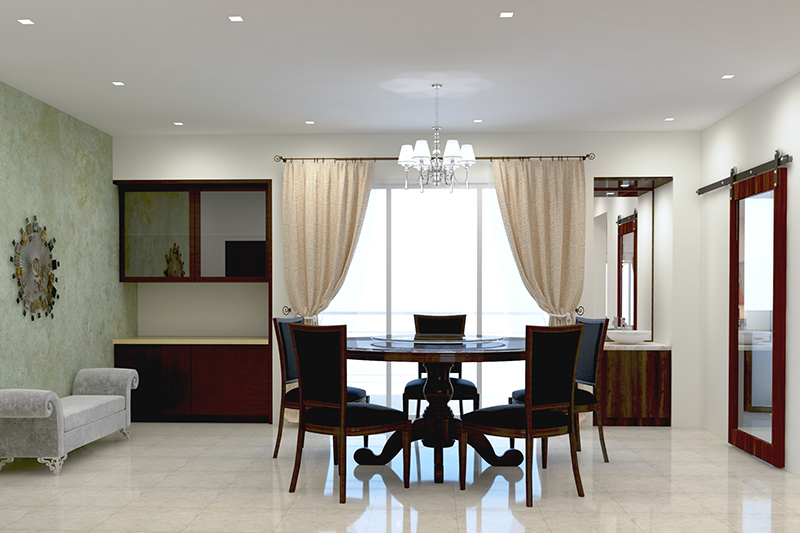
xmin=38 ymin=455 xmax=67 ymax=475
xmin=0 ymin=458 xmax=14 ymax=471
xmin=120 ymin=427 xmax=131 ymax=440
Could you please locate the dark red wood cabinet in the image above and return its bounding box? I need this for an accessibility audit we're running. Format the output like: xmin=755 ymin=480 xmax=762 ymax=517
xmin=114 ymin=341 xmax=271 ymax=423
xmin=599 ymin=348 xmax=671 ymax=426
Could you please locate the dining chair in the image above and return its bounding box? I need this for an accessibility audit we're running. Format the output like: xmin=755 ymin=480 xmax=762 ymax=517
xmin=272 ymin=317 xmax=369 ymax=458
xmin=402 ymin=314 xmax=479 ymax=418
xmin=509 ymin=317 xmax=610 ymax=463
xmin=459 ymin=324 xmax=585 ymax=506
xmin=288 ymin=324 xmax=411 ymax=503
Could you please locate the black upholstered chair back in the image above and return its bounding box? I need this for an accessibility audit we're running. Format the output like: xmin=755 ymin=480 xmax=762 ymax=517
xmin=290 ymin=324 xmax=346 ymax=409
xmin=414 ymin=314 xmax=466 ymax=334
xmin=275 ymin=317 xmax=304 ymax=384
xmin=414 ymin=314 xmax=467 ymax=374
xmin=525 ymin=325 xmax=584 ymax=410
xmin=574 ymin=317 xmax=609 ymax=387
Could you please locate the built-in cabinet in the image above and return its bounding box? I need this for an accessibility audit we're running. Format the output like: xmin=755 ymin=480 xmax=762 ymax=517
xmin=114 ymin=180 xmax=273 ymax=422
xmin=114 ymin=339 xmax=271 ymax=422
xmin=599 ymin=345 xmax=671 ymax=426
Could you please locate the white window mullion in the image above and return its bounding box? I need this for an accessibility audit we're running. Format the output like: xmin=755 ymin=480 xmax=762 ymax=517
xmin=385 ymin=187 xmax=393 ymax=406
xmin=476 ymin=187 xmax=483 ymax=394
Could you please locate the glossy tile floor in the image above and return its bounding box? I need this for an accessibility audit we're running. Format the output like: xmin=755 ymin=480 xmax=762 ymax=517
xmin=1 ymin=423 xmax=799 ymax=532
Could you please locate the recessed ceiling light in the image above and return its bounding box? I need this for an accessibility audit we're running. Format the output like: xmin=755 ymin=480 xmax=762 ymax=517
xmin=620 ymin=182 xmax=630 ymax=188
xmin=664 ymin=117 xmax=675 ymax=122
xmin=228 ymin=16 xmax=244 ymax=22
xmin=607 ymin=192 xmax=615 ymax=196
xmin=473 ymin=119 xmax=483 ymax=124
xmin=721 ymin=74 xmax=735 ymax=79
xmin=173 ymin=122 xmax=184 ymax=126
xmin=18 ymin=19 xmax=34 ymax=25
xmin=112 ymin=81 xmax=125 ymax=86
xmin=500 ymin=12 xmax=514 ymax=18
xmin=305 ymin=121 xmax=315 ymax=125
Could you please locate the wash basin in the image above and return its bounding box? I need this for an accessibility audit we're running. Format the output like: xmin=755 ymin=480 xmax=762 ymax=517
xmin=607 ymin=330 xmax=650 ymax=344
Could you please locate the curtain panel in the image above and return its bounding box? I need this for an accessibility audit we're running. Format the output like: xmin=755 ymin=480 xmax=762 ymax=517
xmin=492 ymin=159 xmax=586 ymax=326
xmin=282 ymin=160 xmax=374 ymax=322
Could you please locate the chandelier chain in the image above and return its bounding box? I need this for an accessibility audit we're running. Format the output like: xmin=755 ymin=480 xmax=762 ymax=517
xmin=434 ymin=84 xmax=440 ymax=129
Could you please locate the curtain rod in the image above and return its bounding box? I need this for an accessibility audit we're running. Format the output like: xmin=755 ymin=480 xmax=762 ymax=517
xmin=274 ymin=153 xmax=595 ymax=163
xmin=697 ymin=149 xmax=792 ymax=195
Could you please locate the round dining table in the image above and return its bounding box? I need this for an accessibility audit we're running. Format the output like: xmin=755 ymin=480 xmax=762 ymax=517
xmin=347 ymin=335 xmax=526 ymax=483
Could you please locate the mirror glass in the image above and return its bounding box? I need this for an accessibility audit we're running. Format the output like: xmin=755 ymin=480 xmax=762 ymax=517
xmin=123 ymin=191 xmax=191 ymax=278
xmin=618 ymin=228 xmax=636 ymax=329
xmin=199 ymin=191 xmax=267 ymax=278
xmin=736 ymin=190 xmax=774 ymax=443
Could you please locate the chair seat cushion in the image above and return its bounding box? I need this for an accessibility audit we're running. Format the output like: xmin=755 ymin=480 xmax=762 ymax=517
xmin=511 ymin=387 xmax=597 ymax=407
xmin=404 ymin=377 xmax=478 ymax=399
xmin=285 ymin=386 xmax=367 ymax=404
xmin=574 ymin=388 xmax=597 ymax=407
xmin=462 ymin=403 xmax=569 ymax=431
xmin=60 ymin=395 xmax=126 ymax=432
xmin=304 ymin=403 xmax=407 ymax=428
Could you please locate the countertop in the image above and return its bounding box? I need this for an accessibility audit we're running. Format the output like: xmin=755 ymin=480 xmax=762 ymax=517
xmin=113 ymin=337 xmax=269 ymax=345
xmin=604 ymin=342 xmax=671 ymax=351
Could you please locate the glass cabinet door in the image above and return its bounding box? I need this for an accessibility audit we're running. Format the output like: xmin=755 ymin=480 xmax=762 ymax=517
xmin=117 ymin=181 xmax=271 ymax=282
xmin=123 ymin=190 xmax=191 ymax=279
xmin=199 ymin=190 xmax=267 ymax=279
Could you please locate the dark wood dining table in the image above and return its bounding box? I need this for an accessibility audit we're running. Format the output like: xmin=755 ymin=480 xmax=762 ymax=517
xmin=346 ymin=334 xmax=526 ymax=483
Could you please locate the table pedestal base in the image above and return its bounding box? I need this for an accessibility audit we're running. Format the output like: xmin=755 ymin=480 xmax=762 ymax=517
xmin=353 ymin=361 xmax=523 ymax=483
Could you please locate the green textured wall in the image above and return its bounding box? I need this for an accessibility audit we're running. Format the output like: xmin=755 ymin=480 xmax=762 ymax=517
xmin=0 ymin=81 xmax=137 ymax=396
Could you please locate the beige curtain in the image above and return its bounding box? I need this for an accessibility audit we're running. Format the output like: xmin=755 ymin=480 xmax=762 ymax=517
xmin=493 ymin=159 xmax=585 ymax=326
xmin=282 ymin=160 xmax=374 ymax=322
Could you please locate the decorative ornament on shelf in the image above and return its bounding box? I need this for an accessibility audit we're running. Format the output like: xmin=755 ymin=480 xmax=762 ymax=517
xmin=10 ymin=216 xmax=59 ymax=321
xmin=164 ymin=243 xmax=185 ymax=277
xmin=397 ymin=84 xmax=477 ymax=192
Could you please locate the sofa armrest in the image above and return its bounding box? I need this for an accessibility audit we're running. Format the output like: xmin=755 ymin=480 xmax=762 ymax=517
xmin=0 ymin=389 xmax=60 ymax=418
xmin=72 ymin=368 xmax=139 ymax=427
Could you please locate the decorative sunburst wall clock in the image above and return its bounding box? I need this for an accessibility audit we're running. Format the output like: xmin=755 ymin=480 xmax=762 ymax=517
xmin=10 ymin=216 xmax=59 ymax=321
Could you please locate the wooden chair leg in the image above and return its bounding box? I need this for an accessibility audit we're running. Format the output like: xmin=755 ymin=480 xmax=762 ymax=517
xmin=508 ymin=397 xmax=516 ymax=449
xmin=525 ymin=434 xmax=534 ymax=507
xmin=595 ymin=407 xmax=609 ymax=463
xmin=272 ymin=398 xmax=286 ymax=458
xmin=541 ymin=437 xmax=548 ymax=469
xmin=364 ymin=397 xmax=370 ymax=447
xmin=568 ymin=427 xmax=585 ymax=497
xmin=289 ymin=427 xmax=305 ymax=493
xmin=338 ymin=432 xmax=347 ymax=503
xmin=459 ymin=427 xmax=468 ymax=490
xmin=402 ymin=425 xmax=411 ymax=489
xmin=332 ymin=436 xmax=339 ymax=466
xmin=575 ymin=413 xmax=582 ymax=452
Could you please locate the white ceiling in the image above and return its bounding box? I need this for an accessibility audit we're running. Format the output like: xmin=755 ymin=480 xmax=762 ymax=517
xmin=2 ymin=0 xmax=800 ymax=137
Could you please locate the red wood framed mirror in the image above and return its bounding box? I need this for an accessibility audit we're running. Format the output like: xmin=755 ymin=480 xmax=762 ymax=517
xmin=729 ymin=167 xmax=786 ymax=467
xmin=617 ymin=212 xmax=637 ymax=330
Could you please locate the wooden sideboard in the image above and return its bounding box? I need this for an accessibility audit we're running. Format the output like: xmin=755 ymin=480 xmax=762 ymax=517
xmin=114 ymin=337 xmax=271 ymax=423
xmin=598 ymin=344 xmax=671 ymax=426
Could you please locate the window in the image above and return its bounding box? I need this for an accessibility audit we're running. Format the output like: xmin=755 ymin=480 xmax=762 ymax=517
xmin=321 ymin=185 xmax=546 ymax=409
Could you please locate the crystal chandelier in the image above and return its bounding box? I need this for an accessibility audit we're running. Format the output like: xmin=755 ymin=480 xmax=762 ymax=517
xmin=397 ymin=84 xmax=476 ymax=192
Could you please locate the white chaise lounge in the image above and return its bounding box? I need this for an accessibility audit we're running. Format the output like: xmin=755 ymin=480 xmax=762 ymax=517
xmin=0 ymin=368 xmax=139 ymax=474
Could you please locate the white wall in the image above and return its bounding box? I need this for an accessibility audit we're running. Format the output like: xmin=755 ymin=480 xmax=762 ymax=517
xmin=114 ymin=130 xmax=701 ymax=426
xmin=701 ymin=71 xmax=800 ymax=474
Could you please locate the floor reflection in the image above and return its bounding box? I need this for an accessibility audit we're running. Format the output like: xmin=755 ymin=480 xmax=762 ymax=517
xmin=1 ymin=424 xmax=799 ymax=532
